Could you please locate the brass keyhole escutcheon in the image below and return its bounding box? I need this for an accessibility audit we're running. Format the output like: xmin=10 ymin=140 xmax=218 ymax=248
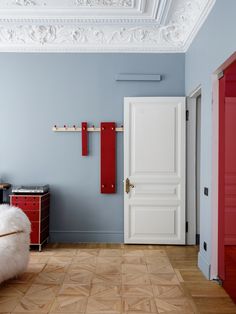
xmin=125 ymin=178 xmax=134 ymax=194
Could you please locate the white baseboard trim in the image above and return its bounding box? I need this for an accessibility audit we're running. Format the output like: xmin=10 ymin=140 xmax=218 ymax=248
xmin=198 ymin=251 xmax=211 ymax=279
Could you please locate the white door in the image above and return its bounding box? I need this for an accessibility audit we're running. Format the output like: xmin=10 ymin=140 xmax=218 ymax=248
xmin=124 ymin=97 xmax=186 ymax=244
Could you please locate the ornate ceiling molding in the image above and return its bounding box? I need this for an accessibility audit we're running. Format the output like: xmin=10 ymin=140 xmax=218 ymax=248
xmin=10 ymin=0 xmax=134 ymax=8
xmin=0 ymin=0 xmax=216 ymax=52
xmin=14 ymin=0 xmax=36 ymax=5
xmin=74 ymin=0 xmax=134 ymax=8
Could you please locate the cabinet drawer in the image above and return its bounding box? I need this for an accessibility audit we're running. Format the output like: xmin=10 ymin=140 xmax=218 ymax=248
xmin=24 ymin=210 xmax=39 ymax=222
xmin=30 ymin=222 xmax=39 ymax=244
xmin=10 ymin=193 xmax=50 ymax=246
xmin=30 ymin=219 xmax=49 ymax=244
xmin=11 ymin=201 xmax=40 ymax=211
xmin=11 ymin=196 xmax=40 ymax=204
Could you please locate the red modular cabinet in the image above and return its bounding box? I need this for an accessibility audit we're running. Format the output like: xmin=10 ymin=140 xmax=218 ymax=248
xmin=10 ymin=193 xmax=50 ymax=251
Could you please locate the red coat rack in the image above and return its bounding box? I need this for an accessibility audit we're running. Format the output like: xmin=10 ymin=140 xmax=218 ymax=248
xmin=52 ymin=123 xmax=123 ymax=194
xmin=100 ymin=122 xmax=116 ymax=194
xmin=81 ymin=122 xmax=88 ymax=156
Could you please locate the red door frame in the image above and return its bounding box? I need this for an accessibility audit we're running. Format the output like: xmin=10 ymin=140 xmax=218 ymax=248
xmin=218 ymin=60 xmax=236 ymax=285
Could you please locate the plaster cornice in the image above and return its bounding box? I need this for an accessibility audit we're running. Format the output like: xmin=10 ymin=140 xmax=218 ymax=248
xmin=0 ymin=0 xmax=216 ymax=52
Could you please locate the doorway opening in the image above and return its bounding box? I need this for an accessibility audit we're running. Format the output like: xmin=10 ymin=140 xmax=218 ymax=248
xmin=196 ymin=95 xmax=201 ymax=245
xmin=186 ymin=88 xmax=201 ymax=245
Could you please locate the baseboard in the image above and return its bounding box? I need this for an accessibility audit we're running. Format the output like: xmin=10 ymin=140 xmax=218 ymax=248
xmin=50 ymin=230 xmax=124 ymax=243
xmin=198 ymin=251 xmax=211 ymax=279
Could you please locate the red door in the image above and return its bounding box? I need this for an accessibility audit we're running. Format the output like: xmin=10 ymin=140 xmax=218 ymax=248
xmin=219 ymin=60 xmax=236 ymax=302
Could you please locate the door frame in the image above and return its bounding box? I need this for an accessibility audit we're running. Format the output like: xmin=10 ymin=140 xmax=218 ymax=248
xmin=186 ymin=86 xmax=201 ymax=245
xmin=211 ymin=52 xmax=236 ymax=280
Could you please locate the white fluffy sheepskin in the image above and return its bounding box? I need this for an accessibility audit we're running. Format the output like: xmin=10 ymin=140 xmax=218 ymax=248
xmin=0 ymin=204 xmax=31 ymax=284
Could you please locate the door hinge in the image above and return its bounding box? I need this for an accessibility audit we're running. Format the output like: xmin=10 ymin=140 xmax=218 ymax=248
xmin=186 ymin=110 xmax=189 ymax=121
xmin=186 ymin=221 xmax=189 ymax=233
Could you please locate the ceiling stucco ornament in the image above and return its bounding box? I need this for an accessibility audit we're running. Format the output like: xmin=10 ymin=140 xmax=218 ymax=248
xmin=0 ymin=0 xmax=216 ymax=52
xmin=74 ymin=0 xmax=134 ymax=7
xmin=0 ymin=25 xmax=170 ymax=47
xmin=162 ymin=0 xmax=205 ymax=45
xmin=8 ymin=0 xmax=135 ymax=7
xmin=14 ymin=0 xmax=37 ymax=5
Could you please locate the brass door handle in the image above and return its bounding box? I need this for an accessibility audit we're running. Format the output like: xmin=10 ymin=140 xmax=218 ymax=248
xmin=125 ymin=178 xmax=134 ymax=194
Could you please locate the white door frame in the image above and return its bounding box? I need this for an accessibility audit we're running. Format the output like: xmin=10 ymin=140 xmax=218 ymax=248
xmin=186 ymin=86 xmax=201 ymax=245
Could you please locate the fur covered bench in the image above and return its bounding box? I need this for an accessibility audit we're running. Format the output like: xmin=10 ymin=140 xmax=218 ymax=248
xmin=0 ymin=204 xmax=31 ymax=284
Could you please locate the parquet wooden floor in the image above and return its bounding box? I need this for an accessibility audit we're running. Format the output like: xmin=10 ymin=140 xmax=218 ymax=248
xmin=0 ymin=243 xmax=235 ymax=314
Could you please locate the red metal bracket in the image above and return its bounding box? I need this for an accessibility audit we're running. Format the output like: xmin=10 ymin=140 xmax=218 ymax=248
xmin=81 ymin=122 xmax=88 ymax=156
xmin=100 ymin=122 xmax=116 ymax=194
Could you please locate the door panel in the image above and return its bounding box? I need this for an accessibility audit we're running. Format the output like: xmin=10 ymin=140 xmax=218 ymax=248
xmin=124 ymin=97 xmax=186 ymax=244
xmin=131 ymin=103 xmax=178 ymax=175
xmin=129 ymin=205 xmax=177 ymax=236
xmin=130 ymin=183 xmax=179 ymax=200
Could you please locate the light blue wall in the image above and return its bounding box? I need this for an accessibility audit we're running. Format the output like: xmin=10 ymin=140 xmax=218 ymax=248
xmin=185 ymin=0 xmax=236 ymax=278
xmin=0 ymin=53 xmax=185 ymax=243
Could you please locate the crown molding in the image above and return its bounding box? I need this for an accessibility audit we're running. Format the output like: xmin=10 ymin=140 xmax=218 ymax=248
xmin=183 ymin=0 xmax=216 ymax=52
xmin=0 ymin=0 xmax=216 ymax=52
xmin=0 ymin=24 xmax=184 ymax=52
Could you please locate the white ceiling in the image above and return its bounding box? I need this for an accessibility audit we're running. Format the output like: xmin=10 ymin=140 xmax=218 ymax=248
xmin=0 ymin=0 xmax=216 ymax=52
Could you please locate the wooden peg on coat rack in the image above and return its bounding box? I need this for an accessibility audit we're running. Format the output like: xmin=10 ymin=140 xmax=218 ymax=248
xmin=52 ymin=124 xmax=124 ymax=132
